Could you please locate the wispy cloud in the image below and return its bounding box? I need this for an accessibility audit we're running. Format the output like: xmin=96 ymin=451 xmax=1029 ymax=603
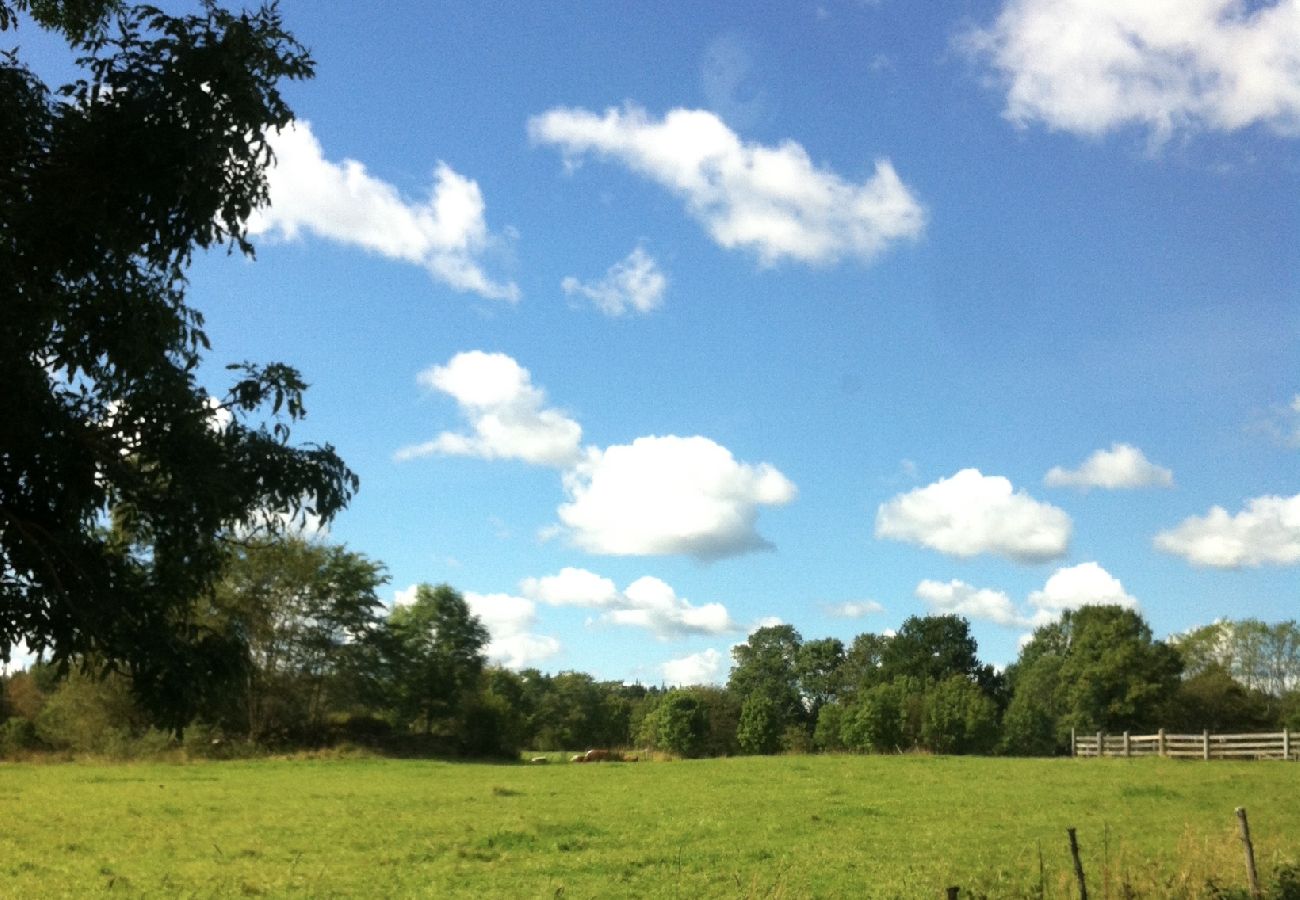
xmin=250 ymin=121 xmax=518 ymax=300
xmin=529 ymin=104 xmax=924 ymax=266
xmin=562 ymin=246 xmax=667 ymax=316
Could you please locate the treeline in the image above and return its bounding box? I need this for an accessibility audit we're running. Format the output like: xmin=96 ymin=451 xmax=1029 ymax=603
xmin=2 ymin=536 xmax=1298 ymax=760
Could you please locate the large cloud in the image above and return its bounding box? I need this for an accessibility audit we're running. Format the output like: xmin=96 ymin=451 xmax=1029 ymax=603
xmin=248 ymin=121 xmax=518 ymax=300
xmin=967 ymin=0 xmax=1300 ymax=141
xmin=1155 ymin=493 xmax=1300 ymax=568
xmin=529 ymin=104 xmax=925 ymax=266
xmin=557 ymin=436 xmax=796 ymax=559
xmin=562 ymin=247 xmax=667 ymax=316
xmin=1045 ymin=443 xmax=1173 ymax=490
xmin=1026 ymin=562 xmax=1138 ymax=621
xmin=875 ymin=468 xmax=1071 ymax=562
xmin=521 ymin=568 xmax=737 ymax=639
xmin=394 ymin=351 xmax=582 ymax=468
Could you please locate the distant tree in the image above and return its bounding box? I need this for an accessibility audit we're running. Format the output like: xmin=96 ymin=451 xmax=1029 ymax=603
xmin=213 ymin=537 xmax=387 ymax=742
xmin=1001 ymin=653 xmax=1065 ymax=755
xmin=1173 ymin=619 xmax=1300 ymax=697
xmin=813 ymin=702 xmax=847 ymax=752
xmin=795 ymin=637 xmax=845 ymax=721
xmin=729 ymin=625 xmax=805 ymax=752
xmin=834 ymin=632 xmax=893 ymax=708
xmin=0 ymin=0 xmax=356 ymax=732
xmin=386 ymin=585 xmax=488 ymax=735
xmin=1162 ymin=663 xmax=1275 ymax=733
xmin=920 ymin=675 xmax=999 ymax=755
xmin=1005 ymin=606 xmax=1181 ymax=748
xmin=880 ymin=615 xmax=994 ymax=690
xmin=841 ymin=680 xmax=906 ymax=753
xmin=647 ymin=689 xmax=709 ymax=758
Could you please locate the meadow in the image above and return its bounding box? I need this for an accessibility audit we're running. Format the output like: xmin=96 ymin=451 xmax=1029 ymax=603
xmin=1 ymin=754 xmax=1297 ymax=898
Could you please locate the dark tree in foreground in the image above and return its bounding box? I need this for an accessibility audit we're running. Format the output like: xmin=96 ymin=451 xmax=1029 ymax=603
xmin=0 ymin=1 xmax=355 ymax=730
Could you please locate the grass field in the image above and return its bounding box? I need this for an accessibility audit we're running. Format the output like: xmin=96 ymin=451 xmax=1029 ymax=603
xmin=1 ymin=754 xmax=1297 ymax=898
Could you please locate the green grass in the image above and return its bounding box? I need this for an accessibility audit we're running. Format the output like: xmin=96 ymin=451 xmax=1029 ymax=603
xmin=1 ymin=755 xmax=1297 ymax=898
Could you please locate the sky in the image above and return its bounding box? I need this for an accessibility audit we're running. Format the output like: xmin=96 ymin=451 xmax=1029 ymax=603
xmin=14 ymin=0 xmax=1300 ymax=682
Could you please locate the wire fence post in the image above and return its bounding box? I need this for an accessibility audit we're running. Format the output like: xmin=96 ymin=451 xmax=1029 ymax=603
xmin=1236 ymin=807 xmax=1261 ymax=899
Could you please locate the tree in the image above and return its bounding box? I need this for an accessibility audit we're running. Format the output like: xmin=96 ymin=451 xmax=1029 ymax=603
xmin=880 ymin=615 xmax=984 ymax=685
xmin=213 ymin=536 xmax=387 ymax=742
xmin=1005 ymin=606 xmax=1182 ymax=748
xmin=0 ymin=0 xmax=356 ymax=731
xmin=646 ymin=689 xmax=709 ymax=758
xmin=728 ymin=625 xmax=805 ymax=753
xmin=795 ymin=637 xmax=845 ymax=721
xmin=386 ymin=585 xmax=488 ymax=735
xmin=1173 ymin=619 xmax=1300 ymax=696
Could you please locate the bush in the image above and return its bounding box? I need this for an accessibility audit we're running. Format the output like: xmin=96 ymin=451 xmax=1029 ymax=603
xmin=0 ymin=717 xmax=41 ymax=756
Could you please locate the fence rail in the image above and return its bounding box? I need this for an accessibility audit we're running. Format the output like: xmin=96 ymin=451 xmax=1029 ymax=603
xmin=1072 ymin=728 xmax=1295 ymax=760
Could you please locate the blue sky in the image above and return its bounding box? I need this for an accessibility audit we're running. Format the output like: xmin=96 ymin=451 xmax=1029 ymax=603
xmin=19 ymin=1 xmax=1300 ymax=681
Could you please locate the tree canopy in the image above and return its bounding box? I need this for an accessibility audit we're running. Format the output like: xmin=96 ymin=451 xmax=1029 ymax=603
xmin=1 ymin=0 xmax=355 ymax=727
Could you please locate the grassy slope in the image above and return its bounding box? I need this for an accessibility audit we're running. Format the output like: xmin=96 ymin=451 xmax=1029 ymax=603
xmin=1 ymin=755 xmax=1297 ymax=898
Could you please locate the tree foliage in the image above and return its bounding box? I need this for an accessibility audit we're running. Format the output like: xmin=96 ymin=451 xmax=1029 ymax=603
xmin=386 ymin=584 xmax=488 ymax=735
xmin=1 ymin=0 xmax=356 ymax=730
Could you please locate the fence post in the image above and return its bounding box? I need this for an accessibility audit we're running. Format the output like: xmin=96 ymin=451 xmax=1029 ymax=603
xmin=1236 ymin=807 xmax=1261 ymax=899
xmin=1158 ymin=728 xmax=1166 ymax=758
xmin=1068 ymin=827 xmax=1088 ymax=900
xmin=1097 ymin=731 xmax=1103 ymax=759
xmin=1123 ymin=731 xmax=1130 ymax=758
xmin=1284 ymin=728 xmax=1291 ymax=761
xmin=1071 ymin=727 xmax=1076 ymax=758
xmin=1203 ymin=729 xmax=1210 ymax=761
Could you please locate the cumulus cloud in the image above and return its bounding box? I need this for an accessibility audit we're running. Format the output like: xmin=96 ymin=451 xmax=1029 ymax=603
xmin=875 ymin=468 xmax=1071 ymax=563
xmin=916 ymin=579 xmax=1022 ymax=627
xmin=966 ymin=0 xmax=1300 ymax=141
xmin=1026 ymin=562 xmax=1138 ymax=621
xmin=562 ymin=246 xmax=667 ymax=316
xmin=661 ymin=648 xmax=726 ymax=686
xmin=1155 ymin=493 xmax=1300 ymax=568
xmin=557 ymin=435 xmax=796 ymax=560
xmin=464 ymin=591 xmax=562 ymax=669
xmin=1045 ymin=443 xmax=1174 ymax=490
xmin=529 ymin=104 xmax=925 ymax=266
xmin=1 ymin=640 xmax=34 ymax=674
xmin=248 ymin=121 xmax=518 ymax=300
xmin=395 ymin=351 xmax=582 ymax=468
xmin=915 ymin=562 xmax=1139 ymax=631
xmin=825 ymin=600 xmax=886 ymax=619
xmin=521 ymin=568 xmax=737 ymax=639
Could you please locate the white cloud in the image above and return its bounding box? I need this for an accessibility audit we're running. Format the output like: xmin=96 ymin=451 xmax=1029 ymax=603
xmin=1155 ymin=493 xmax=1300 ymax=568
xmin=464 ymin=591 xmax=562 ymax=669
xmin=914 ymin=562 xmax=1139 ymax=632
xmin=521 ymin=568 xmax=737 ymax=639
xmin=915 ymin=579 xmax=1022 ymax=627
xmin=562 ymin=246 xmax=667 ymax=316
xmin=825 ymin=600 xmax=886 ymax=619
xmin=529 ymin=104 xmax=925 ymax=266
xmin=249 ymin=121 xmax=518 ymax=300
xmin=557 ymin=435 xmax=796 ymax=560
xmin=875 ymin=468 xmax=1071 ymax=562
xmin=392 ymin=584 xmax=419 ymax=607
xmin=661 ymin=648 xmax=726 ymax=686
xmin=1026 ymin=562 xmax=1138 ymax=621
xmin=395 ymin=351 xmax=582 ymax=468
xmin=966 ymin=0 xmax=1300 ymax=141
xmin=519 ymin=566 xmax=620 ymax=607
xmin=1044 ymin=443 xmax=1174 ymax=490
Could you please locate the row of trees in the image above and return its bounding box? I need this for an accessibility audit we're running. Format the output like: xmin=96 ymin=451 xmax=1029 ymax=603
xmin=3 ymin=535 xmax=1298 ymax=759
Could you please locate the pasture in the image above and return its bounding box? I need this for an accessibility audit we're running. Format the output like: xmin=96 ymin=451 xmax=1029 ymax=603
xmin=1 ymin=754 xmax=1297 ymax=898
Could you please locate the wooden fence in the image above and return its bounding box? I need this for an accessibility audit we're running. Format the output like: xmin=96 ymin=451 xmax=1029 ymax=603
xmin=1072 ymin=728 xmax=1295 ymax=760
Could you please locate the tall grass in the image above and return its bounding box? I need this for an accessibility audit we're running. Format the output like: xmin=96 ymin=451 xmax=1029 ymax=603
xmin=1 ymin=755 xmax=1296 ymax=897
